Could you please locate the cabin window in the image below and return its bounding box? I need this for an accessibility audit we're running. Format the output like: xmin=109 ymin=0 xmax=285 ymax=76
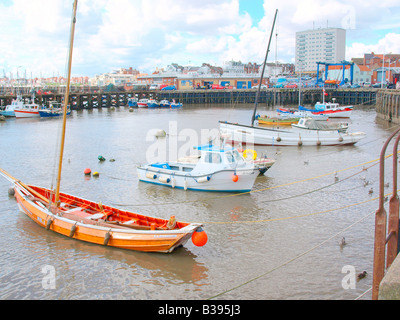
xmin=204 ymin=152 xmax=222 ymax=164
xmin=226 ymin=150 xmax=241 ymax=163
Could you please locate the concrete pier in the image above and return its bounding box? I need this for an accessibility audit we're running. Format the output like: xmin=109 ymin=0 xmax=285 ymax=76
xmin=376 ymin=90 xmax=400 ymax=124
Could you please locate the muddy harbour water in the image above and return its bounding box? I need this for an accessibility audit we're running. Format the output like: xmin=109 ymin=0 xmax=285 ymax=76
xmin=0 ymin=103 xmax=396 ymax=301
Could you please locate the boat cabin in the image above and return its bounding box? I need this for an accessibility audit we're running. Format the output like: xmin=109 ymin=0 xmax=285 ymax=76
xmin=149 ymin=144 xmax=246 ymax=175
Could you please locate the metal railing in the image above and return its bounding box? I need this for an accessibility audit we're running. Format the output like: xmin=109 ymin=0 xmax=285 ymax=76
xmin=372 ymin=127 xmax=400 ymax=300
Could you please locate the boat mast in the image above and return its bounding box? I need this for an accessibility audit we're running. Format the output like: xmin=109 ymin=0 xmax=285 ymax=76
xmin=54 ymin=0 xmax=78 ymax=207
xmin=251 ymin=9 xmax=278 ymax=126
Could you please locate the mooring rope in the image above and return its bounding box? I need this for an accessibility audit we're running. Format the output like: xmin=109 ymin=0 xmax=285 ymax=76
xmin=207 ymin=205 xmax=378 ymax=300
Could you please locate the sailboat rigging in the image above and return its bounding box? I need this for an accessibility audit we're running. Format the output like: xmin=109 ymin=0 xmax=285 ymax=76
xmin=0 ymin=0 xmax=207 ymax=253
xmin=251 ymin=9 xmax=278 ymax=126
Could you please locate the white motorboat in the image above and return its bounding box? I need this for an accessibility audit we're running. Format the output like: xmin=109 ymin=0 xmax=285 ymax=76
xmin=220 ymin=120 xmax=366 ymax=146
xmin=137 ymin=144 xmax=260 ymax=192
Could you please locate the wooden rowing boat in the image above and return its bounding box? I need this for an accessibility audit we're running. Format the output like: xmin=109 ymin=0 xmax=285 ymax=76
xmin=0 ymin=0 xmax=207 ymax=253
xmin=1 ymin=174 xmax=203 ymax=253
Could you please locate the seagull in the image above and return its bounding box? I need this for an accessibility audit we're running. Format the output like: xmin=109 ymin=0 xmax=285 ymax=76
xmin=369 ymin=188 xmax=374 ymax=194
xmin=340 ymin=237 xmax=347 ymax=248
xmin=357 ymin=271 xmax=367 ymax=281
xmin=385 ymin=183 xmax=390 ymax=188
xmin=335 ymin=173 xmax=339 ymax=182
xmin=364 ymin=180 xmax=369 ymax=187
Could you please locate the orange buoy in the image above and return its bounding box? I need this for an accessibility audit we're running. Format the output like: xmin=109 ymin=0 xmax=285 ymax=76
xmin=192 ymin=227 xmax=208 ymax=247
xmin=84 ymin=168 xmax=91 ymax=176
xmin=232 ymin=174 xmax=239 ymax=182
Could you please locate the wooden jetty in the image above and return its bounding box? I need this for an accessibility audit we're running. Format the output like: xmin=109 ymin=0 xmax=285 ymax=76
xmin=0 ymin=87 xmax=379 ymax=110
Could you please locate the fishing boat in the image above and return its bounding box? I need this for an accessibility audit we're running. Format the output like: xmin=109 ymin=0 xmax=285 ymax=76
xmin=0 ymin=95 xmax=25 ymax=117
xmin=137 ymin=143 xmax=260 ymax=192
xmin=147 ymin=99 xmax=160 ymax=108
xmin=170 ymin=100 xmax=183 ymax=108
xmin=0 ymin=0 xmax=206 ymax=253
xmin=159 ymin=99 xmax=170 ymax=107
xmin=39 ymin=102 xmax=71 ymax=118
xmin=137 ymin=98 xmax=149 ymax=108
xmin=128 ymin=97 xmax=138 ymax=107
xmin=14 ymin=99 xmax=44 ymax=118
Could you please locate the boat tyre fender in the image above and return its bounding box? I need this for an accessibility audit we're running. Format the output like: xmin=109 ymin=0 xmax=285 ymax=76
xmin=243 ymin=149 xmax=257 ymax=160
xmin=46 ymin=217 xmax=53 ymax=230
xmin=69 ymin=223 xmax=77 ymax=238
xmin=104 ymin=231 xmax=112 ymax=246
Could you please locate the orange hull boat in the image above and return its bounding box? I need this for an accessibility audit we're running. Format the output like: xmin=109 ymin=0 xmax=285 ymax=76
xmin=12 ymin=181 xmax=203 ymax=253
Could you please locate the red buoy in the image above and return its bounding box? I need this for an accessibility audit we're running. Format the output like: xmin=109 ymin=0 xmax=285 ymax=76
xmin=192 ymin=227 xmax=208 ymax=247
xmin=84 ymin=168 xmax=91 ymax=176
xmin=232 ymin=174 xmax=239 ymax=182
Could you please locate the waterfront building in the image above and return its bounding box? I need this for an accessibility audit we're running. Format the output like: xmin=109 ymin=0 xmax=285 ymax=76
xmin=296 ymin=28 xmax=346 ymax=73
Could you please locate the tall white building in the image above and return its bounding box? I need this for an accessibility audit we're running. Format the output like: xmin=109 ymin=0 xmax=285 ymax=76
xmin=295 ymin=28 xmax=346 ymax=73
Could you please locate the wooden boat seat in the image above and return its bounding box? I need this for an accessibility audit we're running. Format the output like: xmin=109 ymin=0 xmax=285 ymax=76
xmin=86 ymin=213 xmax=106 ymax=220
xmin=123 ymin=219 xmax=140 ymax=225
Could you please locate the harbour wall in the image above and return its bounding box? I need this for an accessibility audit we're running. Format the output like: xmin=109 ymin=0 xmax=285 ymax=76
xmin=376 ymin=90 xmax=400 ymax=124
xmin=0 ymin=88 xmax=379 ymax=110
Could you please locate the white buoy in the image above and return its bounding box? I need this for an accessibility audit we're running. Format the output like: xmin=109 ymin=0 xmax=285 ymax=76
xmin=155 ymin=130 xmax=167 ymax=138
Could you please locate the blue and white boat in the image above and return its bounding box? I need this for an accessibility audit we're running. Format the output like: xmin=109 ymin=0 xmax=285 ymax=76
xmin=159 ymin=100 xmax=170 ymax=108
xmin=128 ymin=97 xmax=138 ymax=107
xmin=170 ymin=100 xmax=183 ymax=108
xmin=0 ymin=95 xmax=25 ymax=117
xmin=147 ymin=99 xmax=160 ymax=108
xmin=136 ymin=143 xmax=260 ymax=192
xmin=39 ymin=103 xmax=71 ymax=118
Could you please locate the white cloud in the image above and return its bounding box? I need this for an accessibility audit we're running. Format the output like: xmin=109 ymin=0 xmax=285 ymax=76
xmin=0 ymin=0 xmax=399 ymax=77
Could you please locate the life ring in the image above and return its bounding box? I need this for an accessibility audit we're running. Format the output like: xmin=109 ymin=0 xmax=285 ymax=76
xmin=243 ymin=149 xmax=257 ymax=160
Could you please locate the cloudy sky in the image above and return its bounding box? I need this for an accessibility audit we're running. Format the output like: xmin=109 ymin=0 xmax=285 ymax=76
xmin=0 ymin=0 xmax=399 ymax=78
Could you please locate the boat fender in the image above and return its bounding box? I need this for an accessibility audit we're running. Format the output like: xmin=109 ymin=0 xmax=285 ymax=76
xmin=46 ymin=218 xmax=53 ymax=230
xmin=69 ymin=223 xmax=77 ymax=238
xmin=317 ymin=140 xmax=321 ymax=146
xmin=184 ymin=180 xmax=188 ymax=190
xmin=243 ymin=149 xmax=257 ymax=160
xmin=166 ymin=216 xmax=177 ymax=230
xmin=197 ymin=176 xmax=211 ymax=183
xmin=276 ymin=136 xmax=282 ymax=142
xmin=159 ymin=176 xmax=171 ymax=183
xmin=8 ymin=187 xmax=15 ymax=197
xmin=298 ymin=140 xmax=303 ymax=146
xmin=338 ymin=136 xmax=344 ymax=142
xmin=146 ymin=172 xmax=157 ymax=179
xmin=171 ymin=178 xmax=176 ymax=188
xmin=232 ymin=174 xmax=239 ymax=182
xmin=104 ymin=231 xmax=112 ymax=246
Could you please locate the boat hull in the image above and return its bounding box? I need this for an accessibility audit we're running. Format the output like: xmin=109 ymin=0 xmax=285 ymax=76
xmin=137 ymin=165 xmax=259 ymax=192
xmin=12 ymin=184 xmax=202 ymax=253
xmin=15 ymin=110 xmax=40 ymax=118
xmin=220 ymin=121 xmax=366 ymax=146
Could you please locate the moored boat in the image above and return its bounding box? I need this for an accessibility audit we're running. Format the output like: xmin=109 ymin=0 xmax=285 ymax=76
xmin=128 ymin=97 xmax=138 ymax=107
xmin=0 ymin=95 xmax=25 ymax=117
xmin=138 ymin=98 xmax=149 ymax=108
xmin=147 ymin=99 xmax=160 ymax=108
xmin=159 ymin=99 xmax=170 ymax=107
xmin=220 ymin=120 xmax=366 ymax=146
xmin=137 ymin=144 xmax=260 ymax=192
